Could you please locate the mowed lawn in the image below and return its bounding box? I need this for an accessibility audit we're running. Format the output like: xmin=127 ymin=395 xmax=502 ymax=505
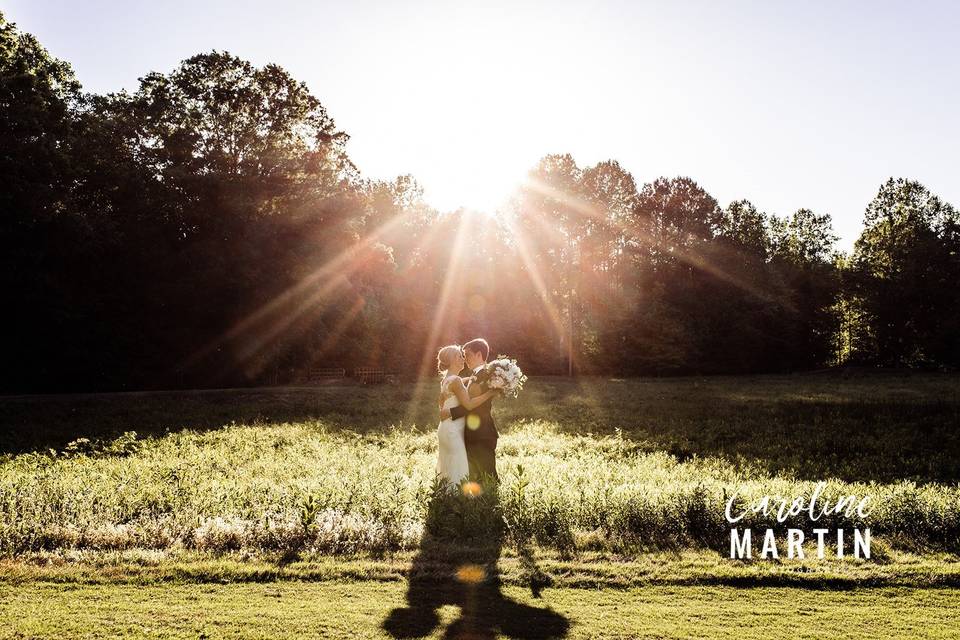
xmin=2 ymin=581 xmax=959 ymax=639
xmin=2 ymin=373 xmax=960 ymax=638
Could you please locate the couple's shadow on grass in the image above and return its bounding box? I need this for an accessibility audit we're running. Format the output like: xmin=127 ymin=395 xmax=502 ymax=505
xmin=383 ymin=478 xmax=569 ymax=640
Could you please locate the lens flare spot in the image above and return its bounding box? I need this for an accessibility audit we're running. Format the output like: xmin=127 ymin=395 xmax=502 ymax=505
xmin=456 ymin=564 xmax=486 ymax=584
xmin=468 ymin=294 xmax=486 ymax=312
xmin=462 ymin=481 xmax=483 ymax=497
xmin=466 ymin=414 xmax=481 ymax=430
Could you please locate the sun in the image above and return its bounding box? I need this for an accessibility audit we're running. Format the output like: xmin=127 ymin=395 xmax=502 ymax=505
xmin=426 ymin=179 xmax=516 ymax=216
xmin=422 ymin=165 xmax=523 ymax=217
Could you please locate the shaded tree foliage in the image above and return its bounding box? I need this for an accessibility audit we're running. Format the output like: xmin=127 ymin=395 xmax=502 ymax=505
xmin=847 ymin=178 xmax=960 ymax=367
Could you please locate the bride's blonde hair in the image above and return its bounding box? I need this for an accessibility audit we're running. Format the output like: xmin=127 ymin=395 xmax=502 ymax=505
xmin=437 ymin=344 xmax=462 ymax=376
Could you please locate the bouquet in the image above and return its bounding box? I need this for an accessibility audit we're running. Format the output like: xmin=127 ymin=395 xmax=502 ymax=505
xmin=475 ymin=356 xmax=527 ymax=398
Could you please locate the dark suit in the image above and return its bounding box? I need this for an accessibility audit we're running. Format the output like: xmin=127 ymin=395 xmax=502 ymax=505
xmin=449 ymin=365 xmax=498 ymax=481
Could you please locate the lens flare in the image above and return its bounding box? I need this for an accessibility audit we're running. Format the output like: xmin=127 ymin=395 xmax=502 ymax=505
xmin=456 ymin=563 xmax=486 ymax=584
xmin=462 ymin=481 xmax=483 ymax=497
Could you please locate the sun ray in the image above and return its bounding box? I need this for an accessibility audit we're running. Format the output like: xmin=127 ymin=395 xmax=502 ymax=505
xmin=231 ymin=270 xmax=352 ymax=373
xmin=499 ymin=214 xmax=568 ymax=342
xmin=179 ymin=204 xmax=479 ymax=386
xmin=522 ymin=177 xmax=774 ymax=302
xmin=309 ymin=294 xmax=368 ymax=365
xmin=182 ymin=211 xmax=415 ymax=370
xmin=403 ymin=210 xmax=474 ymax=427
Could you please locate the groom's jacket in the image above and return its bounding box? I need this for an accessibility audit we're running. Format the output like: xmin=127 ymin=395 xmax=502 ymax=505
xmin=449 ymin=366 xmax=497 ymax=443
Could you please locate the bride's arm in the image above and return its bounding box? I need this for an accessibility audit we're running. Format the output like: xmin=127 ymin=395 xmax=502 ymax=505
xmin=449 ymin=377 xmax=497 ymax=411
xmin=446 ymin=376 xmax=477 ymax=420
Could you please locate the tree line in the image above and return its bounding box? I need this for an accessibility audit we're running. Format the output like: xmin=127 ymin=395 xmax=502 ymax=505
xmin=3 ymin=13 xmax=958 ymax=392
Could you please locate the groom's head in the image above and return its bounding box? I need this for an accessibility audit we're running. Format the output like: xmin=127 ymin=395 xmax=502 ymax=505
xmin=462 ymin=338 xmax=489 ymax=370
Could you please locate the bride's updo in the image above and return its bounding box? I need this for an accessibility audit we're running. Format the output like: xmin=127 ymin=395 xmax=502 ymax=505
xmin=437 ymin=344 xmax=461 ymax=375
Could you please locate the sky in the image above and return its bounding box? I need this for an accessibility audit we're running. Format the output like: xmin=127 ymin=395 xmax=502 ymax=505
xmin=4 ymin=0 xmax=958 ymax=248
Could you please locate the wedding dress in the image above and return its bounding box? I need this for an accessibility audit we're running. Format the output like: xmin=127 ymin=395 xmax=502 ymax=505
xmin=436 ymin=374 xmax=469 ymax=487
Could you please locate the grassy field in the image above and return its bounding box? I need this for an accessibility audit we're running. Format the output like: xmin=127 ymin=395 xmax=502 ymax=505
xmin=2 ymin=373 xmax=960 ymax=637
xmin=3 ymin=582 xmax=959 ymax=639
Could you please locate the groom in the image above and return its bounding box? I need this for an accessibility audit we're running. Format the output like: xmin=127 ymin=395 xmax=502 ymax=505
xmin=440 ymin=338 xmax=498 ymax=482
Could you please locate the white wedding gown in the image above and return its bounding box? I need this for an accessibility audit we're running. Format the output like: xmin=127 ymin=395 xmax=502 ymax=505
xmin=436 ymin=375 xmax=469 ymax=487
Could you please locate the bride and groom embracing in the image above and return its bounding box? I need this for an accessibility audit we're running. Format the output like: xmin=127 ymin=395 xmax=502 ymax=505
xmin=435 ymin=338 xmax=501 ymax=487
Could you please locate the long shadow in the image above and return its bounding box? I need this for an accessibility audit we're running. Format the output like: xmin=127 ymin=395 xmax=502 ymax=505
xmin=383 ymin=479 xmax=569 ymax=640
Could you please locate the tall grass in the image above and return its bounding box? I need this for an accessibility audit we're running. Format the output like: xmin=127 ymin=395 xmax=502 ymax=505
xmin=2 ymin=414 xmax=958 ymax=557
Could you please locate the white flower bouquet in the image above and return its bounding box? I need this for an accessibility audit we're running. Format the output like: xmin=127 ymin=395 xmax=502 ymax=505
xmin=476 ymin=356 xmax=527 ymax=398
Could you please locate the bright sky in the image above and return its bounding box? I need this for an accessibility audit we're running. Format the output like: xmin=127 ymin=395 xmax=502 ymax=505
xmin=5 ymin=0 xmax=958 ymax=248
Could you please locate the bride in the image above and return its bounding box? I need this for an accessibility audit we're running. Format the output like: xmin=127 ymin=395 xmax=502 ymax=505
xmin=435 ymin=345 xmax=498 ymax=488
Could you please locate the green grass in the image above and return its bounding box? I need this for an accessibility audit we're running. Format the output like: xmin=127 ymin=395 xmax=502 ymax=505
xmin=4 ymin=371 xmax=960 ymax=481
xmin=2 ymin=374 xmax=960 ymax=559
xmin=4 ymin=548 xmax=960 ymax=589
xmin=2 ymin=581 xmax=958 ymax=639
xmin=2 ymin=373 xmax=960 ymax=637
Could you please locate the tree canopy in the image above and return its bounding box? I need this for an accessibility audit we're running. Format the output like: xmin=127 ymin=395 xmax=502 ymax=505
xmin=1 ymin=13 xmax=956 ymax=391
